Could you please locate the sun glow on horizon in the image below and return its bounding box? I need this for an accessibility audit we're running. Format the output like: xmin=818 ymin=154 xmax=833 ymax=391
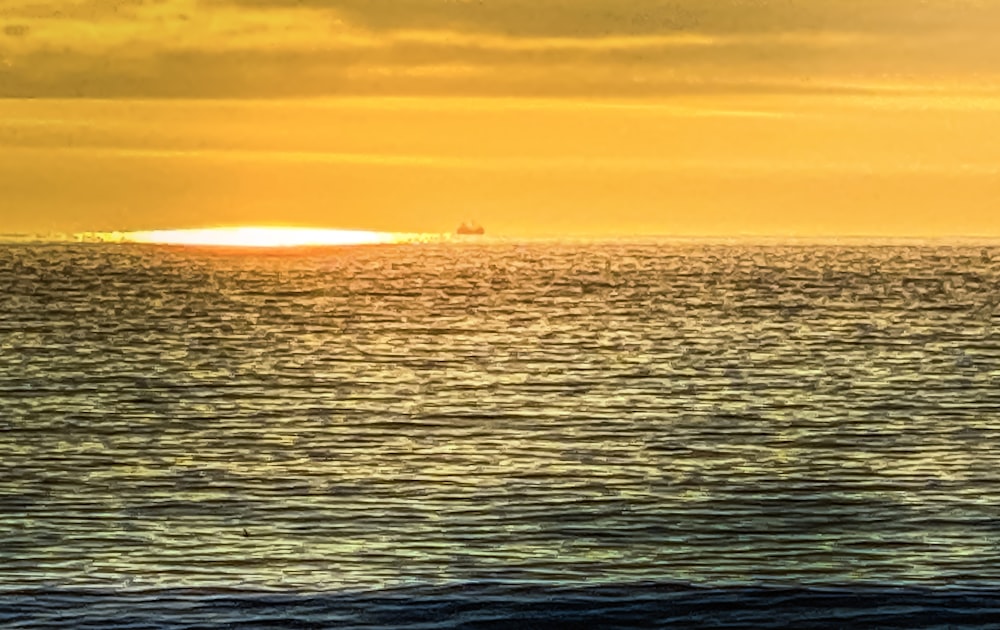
xmin=91 ymin=227 xmax=433 ymax=247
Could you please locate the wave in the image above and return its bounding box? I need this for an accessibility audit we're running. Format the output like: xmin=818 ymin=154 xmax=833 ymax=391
xmin=4 ymin=582 xmax=1000 ymax=629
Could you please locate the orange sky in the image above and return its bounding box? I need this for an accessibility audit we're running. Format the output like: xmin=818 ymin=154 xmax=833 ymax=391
xmin=2 ymin=0 xmax=1000 ymax=237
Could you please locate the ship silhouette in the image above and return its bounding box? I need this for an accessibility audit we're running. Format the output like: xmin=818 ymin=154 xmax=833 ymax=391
xmin=456 ymin=222 xmax=485 ymax=235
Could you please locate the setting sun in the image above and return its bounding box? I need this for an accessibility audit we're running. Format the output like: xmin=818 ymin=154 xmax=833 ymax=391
xmin=119 ymin=227 xmax=417 ymax=247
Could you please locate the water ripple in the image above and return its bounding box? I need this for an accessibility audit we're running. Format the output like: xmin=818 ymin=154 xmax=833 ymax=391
xmin=2 ymin=241 xmax=1000 ymax=614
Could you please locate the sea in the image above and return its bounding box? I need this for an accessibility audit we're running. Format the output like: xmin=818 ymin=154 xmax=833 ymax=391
xmin=3 ymin=238 xmax=1000 ymax=628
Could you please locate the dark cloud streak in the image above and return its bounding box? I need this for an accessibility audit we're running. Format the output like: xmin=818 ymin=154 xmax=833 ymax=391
xmin=211 ymin=0 xmax=1000 ymax=38
xmin=3 ymin=24 xmax=30 ymax=37
xmin=2 ymin=0 xmax=998 ymax=98
xmin=0 ymin=46 xmax=947 ymax=99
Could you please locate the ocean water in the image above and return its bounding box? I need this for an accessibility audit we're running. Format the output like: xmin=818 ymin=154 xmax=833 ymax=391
xmin=3 ymin=239 xmax=1000 ymax=627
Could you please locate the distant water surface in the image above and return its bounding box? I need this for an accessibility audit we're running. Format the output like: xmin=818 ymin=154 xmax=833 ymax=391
xmin=2 ymin=240 xmax=1000 ymax=627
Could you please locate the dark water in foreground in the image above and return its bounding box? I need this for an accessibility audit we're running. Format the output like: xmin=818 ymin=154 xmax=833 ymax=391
xmin=2 ymin=240 xmax=1000 ymax=627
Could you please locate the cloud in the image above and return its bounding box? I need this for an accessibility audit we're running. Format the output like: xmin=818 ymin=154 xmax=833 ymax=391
xmin=214 ymin=0 xmax=1000 ymax=38
xmin=3 ymin=24 xmax=29 ymax=37
xmin=1 ymin=0 xmax=999 ymax=98
xmin=1 ymin=45 xmax=919 ymax=99
xmin=1 ymin=0 xmax=161 ymax=21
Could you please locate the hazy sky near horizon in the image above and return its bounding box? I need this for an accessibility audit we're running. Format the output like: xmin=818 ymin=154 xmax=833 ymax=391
xmin=2 ymin=0 xmax=1000 ymax=236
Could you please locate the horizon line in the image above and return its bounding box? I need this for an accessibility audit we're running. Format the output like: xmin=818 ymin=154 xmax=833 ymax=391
xmin=4 ymin=230 xmax=1000 ymax=246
